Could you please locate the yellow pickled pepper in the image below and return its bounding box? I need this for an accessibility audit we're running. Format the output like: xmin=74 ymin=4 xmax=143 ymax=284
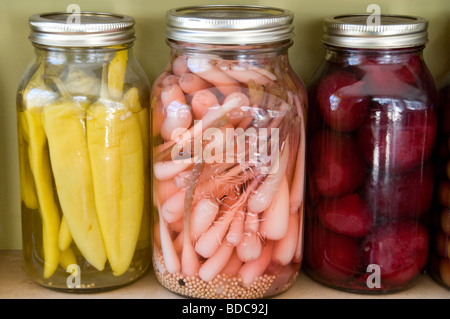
xmin=87 ymin=50 xmax=145 ymax=276
xmin=54 ymin=66 xmax=99 ymax=254
xmin=17 ymin=111 xmax=38 ymax=209
xmin=59 ymin=247 xmax=77 ymax=271
xmin=126 ymin=87 xmax=151 ymax=245
xmin=108 ymin=50 xmax=128 ymax=100
xmin=58 ymin=216 xmax=72 ymax=251
xmin=42 ymin=96 xmax=107 ymax=272
xmin=21 ymin=64 xmax=60 ymax=278
xmin=25 ymin=109 xmax=61 ymax=279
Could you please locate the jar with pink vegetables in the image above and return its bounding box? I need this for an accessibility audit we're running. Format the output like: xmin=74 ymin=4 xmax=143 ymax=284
xmin=304 ymin=14 xmax=437 ymax=293
xmin=151 ymin=5 xmax=307 ymax=298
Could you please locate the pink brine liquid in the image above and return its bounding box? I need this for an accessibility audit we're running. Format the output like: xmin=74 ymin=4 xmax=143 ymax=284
xmin=151 ymin=43 xmax=307 ymax=298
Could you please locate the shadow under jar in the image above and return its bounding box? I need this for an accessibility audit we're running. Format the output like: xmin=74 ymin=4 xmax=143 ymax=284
xmin=304 ymin=14 xmax=438 ymax=293
xmin=151 ymin=5 xmax=308 ymax=299
xmin=17 ymin=12 xmax=151 ymax=291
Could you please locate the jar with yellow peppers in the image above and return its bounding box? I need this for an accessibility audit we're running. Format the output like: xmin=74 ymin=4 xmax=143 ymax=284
xmin=17 ymin=12 xmax=151 ymax=291
xmin=430 ymin=72 xmax=450 ymax=289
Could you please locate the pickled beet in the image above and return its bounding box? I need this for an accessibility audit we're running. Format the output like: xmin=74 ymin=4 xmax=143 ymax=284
xmin=358 ymin=63 xmax=415 ymax=98
xmin=395 ymin=54 xmax=422 ymax=85
xmin=357 ymin=104 xmax=437 ymax=173
xmin=318 ymin=193 xmax=374 ymax=237
xmin=305 ymin=221 xmax=361 ymax=281
xmin=362 ymin=165 xmax=434 ymax=219
xmin=310 ymin=131 xmax=366 ymax=197
xmin=361 ymin=221 xmax=428 ymax=285
xmin=356 ymin=52 xmax=425 ymax=97
xmin=317 ymin=70 xmax=369 ymax=132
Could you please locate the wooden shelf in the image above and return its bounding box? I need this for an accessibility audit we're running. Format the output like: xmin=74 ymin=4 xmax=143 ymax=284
xmin=1 ymin=250 xmax=448 ymax=299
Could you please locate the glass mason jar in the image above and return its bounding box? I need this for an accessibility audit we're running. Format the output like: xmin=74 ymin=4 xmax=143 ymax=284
xmin=17 ymin=12 xmax=151 ymax=291
xmin=151 ymin=5 xmax=307 ymax=299
xmin=430 ymin=72 xmax=450 ymax=289
xmin=304 ymin=15 xmax=438 ymax=293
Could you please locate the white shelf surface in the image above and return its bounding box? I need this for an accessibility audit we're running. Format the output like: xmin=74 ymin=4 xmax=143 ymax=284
xmin=1 ymin=250 xmax=448 ymax=299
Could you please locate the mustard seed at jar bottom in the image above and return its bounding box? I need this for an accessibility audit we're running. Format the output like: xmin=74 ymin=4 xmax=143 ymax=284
xmin=151 ymin=5 xmax=307 ymax=299
xmin=17 ymin=12 xmax=151 ymax=291
xmin=304 ymin=14 xmax=437 ymax=293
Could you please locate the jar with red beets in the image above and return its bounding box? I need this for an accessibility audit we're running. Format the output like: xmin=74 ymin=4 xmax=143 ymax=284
xmin=304 ymin=14 xmax=437 ymax=293
xmin=430 ymin=72 xmax=450 ymax=289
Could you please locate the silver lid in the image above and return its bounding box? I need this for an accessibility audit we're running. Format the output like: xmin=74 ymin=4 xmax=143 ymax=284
xmin=166 ymin=5 xmax=294 ymax=45
xmin=323 ymin=14 xmax=428 ymax=48
xmin=29 ymin=12 xmax=135 ymax=47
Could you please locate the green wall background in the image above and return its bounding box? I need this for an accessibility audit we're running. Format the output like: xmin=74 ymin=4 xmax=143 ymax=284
xmin=0 ymin=0 xmax=449 ymax=249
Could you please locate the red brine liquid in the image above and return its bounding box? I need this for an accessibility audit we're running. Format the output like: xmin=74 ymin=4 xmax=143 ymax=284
xmin=151 ymin=5 xmax=308 ymax=298
xmin=305 ymin=47 xmax=438 ymax=293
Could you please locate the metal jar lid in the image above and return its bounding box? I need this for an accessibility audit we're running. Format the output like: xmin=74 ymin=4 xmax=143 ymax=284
xmin=29 ymin=12 xmax=135 ymax=47
xmin=166 ymin=5 xmax=294 ymax=45
xmin=322 ymin=14 xmax=428 ymax=49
